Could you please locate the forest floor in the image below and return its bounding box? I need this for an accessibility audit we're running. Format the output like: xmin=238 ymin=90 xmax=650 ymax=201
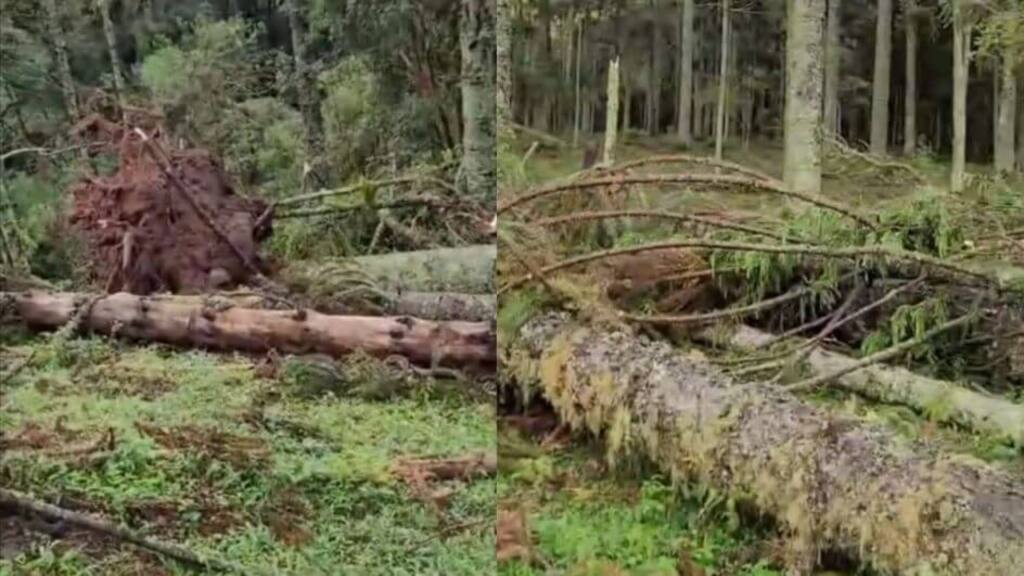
xmin=497 ymin=425 xmax=786 ymax=576
xmin=0 ymin=332 xmax=496 ymax=575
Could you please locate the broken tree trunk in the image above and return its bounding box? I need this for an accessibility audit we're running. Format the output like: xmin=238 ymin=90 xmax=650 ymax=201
xmin=702 ymin=325 xmax=1024 ymax=446
xmin=505 ymin=314 xmax=1024 ymax=574
xmin=287 ymin=245 xmax=496 ymax=294
xmin=6 ymin=292 xmax=495 ymax=371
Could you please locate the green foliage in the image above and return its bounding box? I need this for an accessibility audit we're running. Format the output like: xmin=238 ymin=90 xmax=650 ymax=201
xmin=873 ymin=190 xmax=962 ymax=258
xmin=498 ymin=289 xmax=550 ymax=343
xmin=320 ymin=55 xmax=386 ymax=179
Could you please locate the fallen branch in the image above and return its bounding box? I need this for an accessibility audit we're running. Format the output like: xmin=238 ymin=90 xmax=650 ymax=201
xmin=620 ymin=284 xmax=817 ymax=325
xmin=536 ymin=210 xmax=787 ymax=242
xmin=499 ymin=240 xmax=999 ymax=294
xmin=391 ymin=452 xmax=497 ymax=483
xmin=825 ymin=136 xmax=927 ymax=184
xmin=506 ymin=314 xmax=1024 ymax=573
xmin=783 ymin=314 xmax=976 ymax=393
xmin=0 ymin=488 xmax=258 ymax=574
xmin=8 ymin=291 xmax=495 ymax=372
xmin=610 ymin=154 xmax=779 ymax=183
xmin=497 ymin=173 xmax=876 ymax=230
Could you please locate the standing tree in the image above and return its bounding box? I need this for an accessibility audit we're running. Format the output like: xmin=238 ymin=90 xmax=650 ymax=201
xmin=870 ymin=0 xmax=893 ymax=155
xmin=41 ymin=0 xmax=79 ymax=121
xmin=97 ymin=0 xmax=127 ymax=117
xmin=784 ymin=0 xmax=827 ymax=193
xmin=678 ymin=0 xmax=695 ymax=146
xmin=603 ymin=56 xmax=621 ymax=165
xmin=714 ymin=0 xmax=731 ymax=160
xmin=903 ymin=0 xmax=920 ymax=155
xmin=459 ymin=0 xmax=497 ymax=199
xmin=286 ymin=0 xmax=324 ymax=164
xmin=980 ymin=1 xmax=1023 ymax=173
xmin=824 ymin=0 xmax=842 ymax=135
xmin=497 ymin=0 xmax=513 ymax=140
xmin=950 ymin=0 xmax=972 ymax=192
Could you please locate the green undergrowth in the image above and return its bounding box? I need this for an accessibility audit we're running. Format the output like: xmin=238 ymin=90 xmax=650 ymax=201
xmin=496 ymin=427 xmax=804 ymax=576
xmin=0 ymin=336 xmax=496 ymax=575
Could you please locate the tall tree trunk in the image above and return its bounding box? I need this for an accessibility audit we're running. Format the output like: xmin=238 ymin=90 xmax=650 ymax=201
xmin=603 ymin=57 xmax=621 ymax=165
xmin=573 ymin=17 xmax=583 ymax=147
xmin=496 ymin=0 xmax=513 ymax=140
xmin=783 ymin=0 xmax=826 ymax=193
xmin=870 ymin=0 xmax=892 ymax=155
xmin=715 ymin=0 xmax=730 ymax=160
xmin=823 ymin=0 xmax=841 ymax=134
xmin=458 ymin=0 xmax=497 ymax=199
xmin=903 ymin=1 xmax=917 ymax=155
xmin=41 ymin=0 xmax=79 ymax=121
xmin=287 ymin=0 xmax=324 ymax=161
xmin=995 ymin=57 xmax=1017 ymax=173
xmin=951 ymin=4 xmax=970 ymax=193
xmin=96 ymin=0 xmax=127 ymax=118
xmin=678 ymin=0 xmax=695 ymax=145
xmin=1017 ymin=75 xmax=1024 ymax=171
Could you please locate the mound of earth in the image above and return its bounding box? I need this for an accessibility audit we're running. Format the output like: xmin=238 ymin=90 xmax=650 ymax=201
xmin=70 ymin=118 xmax=270 ymax=295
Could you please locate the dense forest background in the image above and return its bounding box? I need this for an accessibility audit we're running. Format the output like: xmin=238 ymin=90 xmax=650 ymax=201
xmin=500 ymin=0 xmax=1022 ymax=179
xmin=0 ymin=0 xmax=495 ymax=285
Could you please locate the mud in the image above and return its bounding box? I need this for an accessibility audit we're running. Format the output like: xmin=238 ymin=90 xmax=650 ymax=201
xmin=69 ymin=116 xmax=270 ymax=295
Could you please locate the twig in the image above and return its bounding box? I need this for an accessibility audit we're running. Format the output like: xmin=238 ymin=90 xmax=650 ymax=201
xmin=824 ymin=135 xmax=927 ymax=183
xmin=276 ymin=176 xmax=458 ymax=207
xmin=276 ymin=196 xmax=453 ymax=219
xmin=772 ymin=281 xmax=866 ymax=381
xmin=783 ymin=314 xmax=975 ymax=393
xmin=497 ymin=173 xmax=876 ymax=230
xmin=0 ymin=488 xmax=261 ymax=574
xmin=536 ymin=209 xmax=788 ymax=241
xmin=498 ymin=240 xmax=996 ymax=294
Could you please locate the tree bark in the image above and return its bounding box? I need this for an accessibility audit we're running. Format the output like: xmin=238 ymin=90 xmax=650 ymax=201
xmin=903 ymin=1 xmax=917 ymax=155
xmin=783 ymin=0 xmax=826 ymax=194
xmin=506 ymin=314 xmax=1024 ymax=574
xmin=287 ymin=245 xmax=496 ymax=294
xmin=823 ymin=0 xmax=841 ymax=135
xmin=286 ymin=0 xmax=324 ymax=160
xmin=41 ymin=0 xmax=79 ymax=121
xmin=603 ymin=57 xmax=621 ymax=165
xmin=995 ymin=56 xmax=1017 ymax=173
xmin=459 ymin=0 xmax=497 ymax=199
xmin=96 ymin=0 xmax=127 ymax=118
xmin=9 ymin=292 xmax=495 ymax=370
xmin=678 ymin=0 xmax=695 ymax=146
xmin=702 ymin=325 xmax=1024 ymax=446
xmin=870 ymin=0 xmax=893 ymax=155
xmin=715 ymin=0 xmax=730 ymax=160
xmin=951 ymin=5 xmax=970 ymax=193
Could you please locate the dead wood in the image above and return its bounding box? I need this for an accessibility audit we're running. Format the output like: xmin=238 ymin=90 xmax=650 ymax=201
xmin=497 ymin=173 xmax=876 ymax=229
xmin=6 ymin=291 xmax=495 ymax=372
xmin=0 ymin=488 xmax=258 ymax=574
xmin=506 ymin=314 xmax=1024 ymax=573
xmin=704 ymin=324 xmax=1024 ymax=445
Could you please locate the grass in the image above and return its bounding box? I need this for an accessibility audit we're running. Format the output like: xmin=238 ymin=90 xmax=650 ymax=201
xmin=0 ymin=336 xmax=496 ymax=575
xmin=496 ymin=426 xmax=790 ymax=576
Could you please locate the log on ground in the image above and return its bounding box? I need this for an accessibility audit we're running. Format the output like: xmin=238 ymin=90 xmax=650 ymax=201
xmin=7 ymin=292 xmax=495 ymax=371
xmin=323 ymin=245 xmax=497 ymax=293
xmin=504 ymin=314 xmax=1024 ymax=574
xmin=702 ymin=325 xmax=1024 ymax=447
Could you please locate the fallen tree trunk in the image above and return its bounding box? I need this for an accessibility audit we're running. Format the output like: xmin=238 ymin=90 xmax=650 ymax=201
xmin=169 ymin=290 xmax=495 ymax=322
xmin=504 ymin=314 xmax=1024 ymax=574
xmin=287 ymin=245 xmax=496 ymax=294
xmin=700 ymin=325 xmax=1024 ymax=446
xmin=5 ymin=292 xmax=495 ymax=371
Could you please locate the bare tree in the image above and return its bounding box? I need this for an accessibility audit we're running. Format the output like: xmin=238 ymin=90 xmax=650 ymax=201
xmin=603 ymin=57 xmax=621 ymax=165
xmin=995 ymin=56 xmax=1017 ymax=172
xmin=903 ymin=0 xmax=919 ymax=155
xmin=459 ymin=0 xmax=497 ymax=198
xmin=41 ymin=0 xmax=80 ymax=121
xmin=951 ymin=0 xmax=971 ymax=192
xmin=677 ymin=0 xmax=695 ymax=146
xmin=823 ymin=0 xmax=842 ymax=135
xmin=286 ymin=0 xmax=324 ymax=162
xmin=714 ymin=0 xmax=730 ymax=160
